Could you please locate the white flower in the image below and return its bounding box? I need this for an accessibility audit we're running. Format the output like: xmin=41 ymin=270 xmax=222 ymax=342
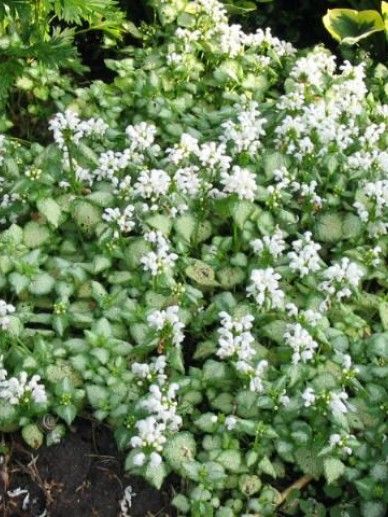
xmin=148 ymin=305 xmax=185 ymax=347
xmin=0 ymin=368 xmax=47 ymax=406
xmin=102 ymin=205 xmax=135 ymax=234
xmin=49 ymin=110 xmax=107 ymax=150
xmin=247 ymin=268 xmax=285 ymax=309
xmin=133 ymin=452 xmax=146 ymax=466
xmin=320 ymin=258 xmax=363 ymax=300
xmin=288 ymin=232 xmax=321 ymax=277
xmin=225 ymin=416 xmax=237 ymax=430
xmin=0 ymin=300 xmax=15 ymax=330
xmin=251 ymin=227 xmax=286 ymax=259
xmin=220 ymin=102 xmax=266 ymax=154
xmin=302 ymin=387 xmax=316 ymax=407
xmin=174 ymin=166 xmax=201 ymax=196
xmin=284 ymin=323 xmax=318 ymax=364
xmin=197 ymin=142 xmax=231 ymax=171
xmin=134 ymin=169 xmax=171 ymax=199
xmin=141 ymin=231 xmax=178 ymax=276
xmin=329 ymin=391 xmax=350 ymax=416
xmin=126 ymin=122 xmax=157 ymax=151
xmin=221 ymin=166 xmax=257 ymax=201
xmin=249 ymin=360 xmax=268 ymax=392
xmin=217 ymin=312 xmax=255 ymax=361
xmin=329 ymin=433 xmax=353 ymax=455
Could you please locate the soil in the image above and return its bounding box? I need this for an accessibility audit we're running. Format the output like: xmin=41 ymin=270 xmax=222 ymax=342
xmin=0 ymin=418 xmax=175 ymax=517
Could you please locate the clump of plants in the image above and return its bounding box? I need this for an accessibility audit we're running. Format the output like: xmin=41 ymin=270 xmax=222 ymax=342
xmin=0 ymin=0 xmax=387 ymax=515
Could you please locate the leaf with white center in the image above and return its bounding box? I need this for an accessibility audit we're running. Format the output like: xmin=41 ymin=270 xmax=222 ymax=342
xmin=324 ymin=457 xmax=345 ymax=484
xmin=37 ymin=197 xmax=62 ymax=227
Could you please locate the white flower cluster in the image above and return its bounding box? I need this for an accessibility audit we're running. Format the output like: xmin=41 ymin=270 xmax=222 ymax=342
xmin=329 ymin=432 xmax=354 ymax=455
xmin=247 ymin=268 xmax=284 ymax=309
xmin=216 ymin=312 xmax=268 ymax=393
xmin=134 ymin=169 xmax=171 ymax=200
xmin=102 ymin=205 xmax=135 ymax=235
xmin=49 ymin=109 xmax=108 ymax=150
xmin=284 ymin=323 xmax=318 ymax=364
xmin=0 ymin=358 xmax=47 ymax=406
xmin=287 ymin=232 xmax=322 ymax=277
xmin=354 ymin=179 xmax=388 ymax=236
xmin=301 ymin=386 xmax=351 ymax=418
xmin=0 ymin=299 xmax=15 ymax=330
xmin=131 ymin=355 xmax=182 ymax=469
xmin=141 ymin=231 xmax=178 ymax=276
xmin=217 ymin=311 xmax=255 ymax=361
xmin=126 ymin=122 xmax=158 ymax=153
xmin=220 ymin=165 xmax=257 ymax=201
xmin=250 ymin=227 xmax=286 ymax=259
xmin=320 ymin=257 xmax=364 ymax=300
xmin=275 ymin=50 xmax=367 ymax=163
xmin=147 ymin=305 xmax=185 ymax=348
xmin=220 ymin=102 xmax=266 ymax=155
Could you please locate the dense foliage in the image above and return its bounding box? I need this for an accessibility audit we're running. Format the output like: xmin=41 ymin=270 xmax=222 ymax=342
xmin=0 ymin=0 xmax=387 ymax=515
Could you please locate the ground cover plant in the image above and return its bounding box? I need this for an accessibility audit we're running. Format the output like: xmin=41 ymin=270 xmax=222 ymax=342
xmin=0 ymin=0 xmax=387 ymax=515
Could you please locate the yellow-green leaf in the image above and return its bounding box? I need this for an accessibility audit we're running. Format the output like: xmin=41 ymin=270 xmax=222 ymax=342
xmin=323 ymin=8 xmax=385 ymax=45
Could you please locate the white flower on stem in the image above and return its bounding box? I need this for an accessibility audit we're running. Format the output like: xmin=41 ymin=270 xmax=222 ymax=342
xmin=197 ymin=142 xmax=232 ymax=172
xmin=302 ymin=387 xmax=316 ymax=407
xmin=217 ymin=312 xmax=255 ymax=361
xmin=134 ymin=169 xmax=171 ymax=199
xmin=102 ymin=205 xmax=135 ymax=234
xmin=0 ymin=300 xmax=15 ymax=330
xmin=141 ymin=231 xmax=178 ymax=276
xmin=329 ymin=391 xmax=351 ymax=416
xmin=249 ymin=360 xmax=268 ymax=393
xmin=251 ymin=227 xmax=286 ymax=259
xmin=320 ymin=257 xmax=363 ymax=300
xmin=148 ymin=305 xmax=185 ymax=348
xmin=221 ymin=166 xmax=257 ymax=201
xmin=174 ymin=166 xmax=201 ymax=196
xmin=166 ymin=133 xmax=200 ymax=165
xmin=49 ymin=110 xmax=107 ymax=150
xmin=247 ymin=268 xmax=285 ymax=309
xmin=0 ymin=369 xmax=47 ymax=405
xmin=288 ymin=232 xmax=321 ymax=277
xmin=225 ymin=416 xmax=237 ymax=431
xmin=284 ymin=323 xmax=318 ymax=364
xmin=220 ymin=102 xmax=266 ymax=154
xmin=130 ymin=416 xmax=167 ymax=454
xmin=329 ymin=433 xmax=353 ymax=455
xmin=125 ymin=122 xmax=157 ymax=151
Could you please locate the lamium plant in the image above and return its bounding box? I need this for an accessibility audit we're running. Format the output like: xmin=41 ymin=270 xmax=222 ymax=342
xmin=0 ymin=0 xmax=387 ymax=515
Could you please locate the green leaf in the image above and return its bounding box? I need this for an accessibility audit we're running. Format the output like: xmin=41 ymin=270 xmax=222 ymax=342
xmin=144 ymin=462 xmax=168 ymax=490
xmin=29 ymin=273 xmax=55 ymax=295
xmin=217 ymin=450 xmax=242 ymax=473
xmin=146 ymin=214 xmax=172 ymax=235
xmin=22 ymin=423 xmax=44 ymax=449
xmin=37 ymin=198 xmax=62 ymax=228
xmin=258 ymin=456 xmax=277 ymax=478
xmin=56 ymin=404 xmax=77 ymax=425
xmin=23 ymin=222 xmax=50 ymax=248
xmin=86 ymin=385 xmax=108 ymax=407
xmin=323 ymin=8 xmax=385 ymax=45
xmin=164 ymin=432 xmax=197 ymax=470
xmin=379 ymin=302 xmax=388 ymax=330
xmin=323 ymin=457 xmax=345 ymax=484
xmin=295 ymin=445 xmax=324 ymax=478
xmin=185 ymin=260 xmax=218 ymax=287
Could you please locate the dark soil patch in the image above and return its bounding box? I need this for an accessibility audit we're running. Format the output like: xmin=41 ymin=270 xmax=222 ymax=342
xmin=0 ymin=418 xmax=175 ymax=517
